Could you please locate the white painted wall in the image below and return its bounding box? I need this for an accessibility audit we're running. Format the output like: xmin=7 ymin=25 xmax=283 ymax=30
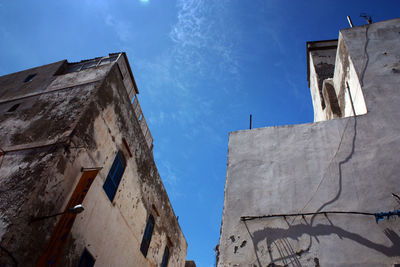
xmin=219 ymin=18 xmax=400 ymax=267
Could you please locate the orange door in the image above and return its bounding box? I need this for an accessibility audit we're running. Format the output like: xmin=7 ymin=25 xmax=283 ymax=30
xmin=36 ymin=170 xmax=99 ymax=267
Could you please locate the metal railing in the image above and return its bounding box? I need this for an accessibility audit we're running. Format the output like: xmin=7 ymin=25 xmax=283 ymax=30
xmin=132 ymin=97 xmax=153 ymax=150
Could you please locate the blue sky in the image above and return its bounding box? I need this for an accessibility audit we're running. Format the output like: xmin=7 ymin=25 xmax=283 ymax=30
xmin=0 ymin=1 xmax=399 ymax=266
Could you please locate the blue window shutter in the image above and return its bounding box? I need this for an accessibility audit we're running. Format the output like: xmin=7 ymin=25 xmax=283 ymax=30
xmin=103 ymin=176 xmax=116 ymax=201
xmin=140 ymin=215 xmax=155 ymax=257
xmin=161 ymin=246 xmax=170 ymax=267
xmin=103 ymin=151 xmax=126 ymax=202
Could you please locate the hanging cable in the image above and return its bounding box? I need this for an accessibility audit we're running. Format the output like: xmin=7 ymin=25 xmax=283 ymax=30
xmin=241 ymin=209 xmax=400 ymax=223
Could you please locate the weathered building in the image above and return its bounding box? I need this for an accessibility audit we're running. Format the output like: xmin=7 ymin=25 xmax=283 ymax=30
xmin=185 ymin=260 xmax=196 ymax=267
xmin=218 ymin=18 xmax=400 ymax=266
xmin=0 ymin=53 xmax=187 ymax=266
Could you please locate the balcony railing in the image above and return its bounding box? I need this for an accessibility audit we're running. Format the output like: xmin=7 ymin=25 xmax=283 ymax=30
xmin=132 ymin=97 xmax=153 ymax=151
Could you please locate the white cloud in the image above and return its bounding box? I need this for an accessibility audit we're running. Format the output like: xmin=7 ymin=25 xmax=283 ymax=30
xmin=105 ymin=14 xmax=114 ymax=26
xmin=134 ymin=0 xmax=236 ymax=150
xmin=104 ymin=14 xmax=132 ymax=42
xmin=157 ymin=160 xmax=184 ymax=200
xmin=170 ymin=0 xmax=209 ymax=48
xmin=169 ymin=0 xmax=239 ymax=76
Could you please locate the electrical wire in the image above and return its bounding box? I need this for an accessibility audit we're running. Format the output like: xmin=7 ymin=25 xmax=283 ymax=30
xmin=241 ymin=209 xmax=400 ymax=223
xmin=241 ymin=210 xmax=375 ymax=221
xmin=296 ymin=24 xmax=371 ymax=217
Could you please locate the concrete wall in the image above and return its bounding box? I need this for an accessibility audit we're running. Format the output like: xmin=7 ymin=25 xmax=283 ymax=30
xmin=0 ymin=60 xmax=66 ymax=102
xmin=308 ymin=34 xmax=368 ymax=122
xmin=331 ymin=33 xmax=367 ymax=119
xmin=218 ymin=18 xmax=400 ymax=266
xmin=0 ymin=54 xmax=187 ymax=266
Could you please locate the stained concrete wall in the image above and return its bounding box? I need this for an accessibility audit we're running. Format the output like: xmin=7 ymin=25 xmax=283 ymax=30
xmin=0 ymin=53 xmax=187 ymax=266
xmin=0 ymin=60 xmax=66 ymax=101
xmin=308 ymin=33 xmax=368 ymax=122
xmin=218 ymin=18 xmax=400 ymax=266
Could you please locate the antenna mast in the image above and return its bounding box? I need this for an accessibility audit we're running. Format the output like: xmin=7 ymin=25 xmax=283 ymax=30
xmin=360 ymin=13 xmax=373 ymax=24
xmin=347 ymin=16 xmax=354 ymax=28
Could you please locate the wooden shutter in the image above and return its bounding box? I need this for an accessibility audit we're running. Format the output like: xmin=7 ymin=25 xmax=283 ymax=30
xmin=36 ymin=170 xmax=99 ymax=267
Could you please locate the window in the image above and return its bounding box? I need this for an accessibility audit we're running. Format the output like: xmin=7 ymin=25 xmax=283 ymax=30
xmin=103 ymin=151 xmax=126 ymax=202
xmin=78 ymin=248 xmax=95 ymax=267
xmin=60 ymin=54 xmax=120 ymax=74
xmin=161 ymin=246 xmax=170 ymax=267
xmin=140 ymin=215 xmax=155 ymax=257
xmin=7 ymin=103 xmax=20 ymax=112
xmin=24 ymin=73 xmax=36 ymax=83
xmin=81 ymin=61 xmax=98 ymax=70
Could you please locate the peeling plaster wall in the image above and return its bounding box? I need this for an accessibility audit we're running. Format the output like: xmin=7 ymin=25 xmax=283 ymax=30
xmin=0 ymin=61 xmax=66 ymax=102
xmin=0 ymin=59 xmax=112 ymax=266
xmin=219 ymin=18 xmax=400 ymax=266
xmin=59 ymin=65 xmax=187 ymax=267
xmin=331 ymin=34 xmax=367 ymax=119
xmin=0 ymin=55 xmax=187 ymax=266
xmin=0 ymin=83 xmax=99 ymax=150
xmin=0 ymin=147 xmax=69 ymax=266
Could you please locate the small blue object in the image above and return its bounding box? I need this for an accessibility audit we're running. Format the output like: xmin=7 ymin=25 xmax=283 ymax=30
xmin=375 ymin=209 xmax=400 ymax=223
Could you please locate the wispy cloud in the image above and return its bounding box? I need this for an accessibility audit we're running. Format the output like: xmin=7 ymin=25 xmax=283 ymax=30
xmin=170 ymin=0 xmax=208 ymax=48
xmin=82 ymin=1 xmax=133 ymax=44
xmin=169 ymin=0 xmax=239 ymax=76
xmin=104 ymin=14 xmax=132 ymax=42
xmin=139 ymin=0 xmax=241 ymax=130
xmin=157 ymin=159 xmax=183 ymax=200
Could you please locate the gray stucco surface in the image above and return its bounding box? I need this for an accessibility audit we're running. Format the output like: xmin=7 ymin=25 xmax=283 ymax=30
xmin=218 ymin=18 xmax=400 ymax=266
xmin=0 ymin=54 xmax=187 ymax=266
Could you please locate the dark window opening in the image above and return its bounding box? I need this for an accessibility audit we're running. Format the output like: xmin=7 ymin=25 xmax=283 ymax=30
xmin=65 ymin=64 xmax=83 ymax=73
xmin=315 ymin=63 xmax=335 ymax=110
xmin=24 ymin=74 xmax=37 ymax=83
xmin=7 ymin=103 xmax=20 ymax=112
xmin=81 ymin=61 xmax=98 ymax=70
xmin=161 ymin=246 xmax=170 ymax=267
xmin=59 ymin=54 xmax=121 ymax=75
xmin=78 ymin=248 xmax=95 ymax=267
xmin=99 ymin=58 xmax=111 ymax=66
xmin=103 ymin=151 xmax=126 ymax=202
xmin=140 ymin=215 xmax=155 ymax=257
